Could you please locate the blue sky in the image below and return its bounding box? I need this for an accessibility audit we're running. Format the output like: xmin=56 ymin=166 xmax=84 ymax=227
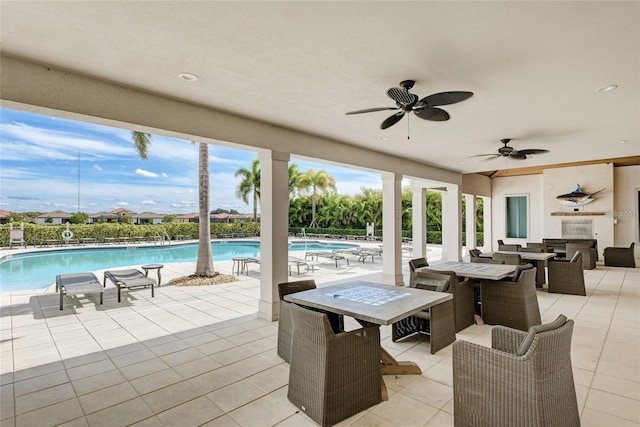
xmin=0 ymin=108 xmax=384 ymax=215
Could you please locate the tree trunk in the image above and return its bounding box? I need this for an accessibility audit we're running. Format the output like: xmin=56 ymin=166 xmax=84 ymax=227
xmin=253 ymin=190 xmax=258 ymax=222
xmin=309 ymin=196 xmax=318 ymax=228
xmin=195 ymin=142 xmax=215 ymax=276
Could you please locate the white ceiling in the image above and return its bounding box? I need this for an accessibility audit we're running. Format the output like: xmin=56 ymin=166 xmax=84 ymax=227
xmin=1 ymin=1 xmax=638 ymax=175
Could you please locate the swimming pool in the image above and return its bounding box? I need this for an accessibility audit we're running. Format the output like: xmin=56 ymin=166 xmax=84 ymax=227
xmin=0 ymin=240 xmax=358 ymax=291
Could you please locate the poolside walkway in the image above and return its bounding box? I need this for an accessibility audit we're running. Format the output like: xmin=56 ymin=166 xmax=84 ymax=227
xmin=1 ymin=245 xmax=639 ymax=426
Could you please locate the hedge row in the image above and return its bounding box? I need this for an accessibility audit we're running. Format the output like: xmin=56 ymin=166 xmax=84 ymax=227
xmin=1 ymin=223 xmax=484 ymax=247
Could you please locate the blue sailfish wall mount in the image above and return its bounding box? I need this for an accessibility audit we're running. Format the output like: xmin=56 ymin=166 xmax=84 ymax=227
xmin=556 ymin=184 xmax=606 ymax=207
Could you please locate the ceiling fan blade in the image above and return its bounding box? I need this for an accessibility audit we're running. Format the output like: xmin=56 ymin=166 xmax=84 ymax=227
xmin=346 ymin=107 xmax=399 ymax=115
xmin=387 ymin=87 xmax=418 ymax=105
xmin=414 ymin=107 xmax=450 ymax=121
xmin=517 ymin=149 xmax=550 ymax=155
xmin=380 ymin=112 xmax=405 ymax=129
xmin=468 ymin=153 xmax=500 ymax=158
xmin=481 ymin=154 xmax=502 ymax=162
xmin=421 ymin=91 xmax=473 ymax=106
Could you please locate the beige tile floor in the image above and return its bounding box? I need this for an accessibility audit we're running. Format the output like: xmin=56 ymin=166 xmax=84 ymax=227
xmin=1 ymin=247 xmax=639 ymax=426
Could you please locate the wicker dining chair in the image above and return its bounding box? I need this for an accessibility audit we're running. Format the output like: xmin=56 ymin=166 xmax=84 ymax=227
xmin=277 ymin=280 xmax=343 ymax=363
xmin=548 ymin=251 xmax=587 ymax=296
xmin=566 ymin=243 xmax=597 ymax=270
xmin=480 ymin=265 xmax=541 ymax=331
xmin=408 ymin=257 xmax=429 ymax=285
xmin=392 ymin=271 xmax=456 ymax=354
xmin=422 ymin=269 xmax=475 ymax=332
xmin=492 ymin=252 xmax=525 ymax=265
xmin=604 ymin=242 xmax=636 ymax=268
xmin=453 ymin=315 xmax=580 ymax=427
xmin=287 ymin=303 xmax=381 ymax=427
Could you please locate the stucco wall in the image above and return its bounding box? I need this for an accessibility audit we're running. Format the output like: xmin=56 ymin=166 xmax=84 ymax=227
xmin=490 ymin=164 xmax=627 ymax=258
xmin=614 ymin=165 xmax=640 ymax=257
xmin=491 ymin=174 xmax=544 ymax=247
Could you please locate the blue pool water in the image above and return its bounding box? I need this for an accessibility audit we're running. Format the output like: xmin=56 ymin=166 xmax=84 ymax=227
xmin=0 ymin=240 xmax=357 ymax=291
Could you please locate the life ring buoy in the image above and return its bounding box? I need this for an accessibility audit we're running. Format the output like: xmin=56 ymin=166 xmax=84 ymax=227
xmin=61 ymin=229 xmax=74 ymax=240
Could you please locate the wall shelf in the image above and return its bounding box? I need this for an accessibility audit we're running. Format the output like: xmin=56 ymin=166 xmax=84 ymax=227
xmin=550 ymin=212 xmax=607 ymax=216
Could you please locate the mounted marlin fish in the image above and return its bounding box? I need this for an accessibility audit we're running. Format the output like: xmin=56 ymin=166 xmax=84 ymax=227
xmin=556 ymin=184 xmax=606 ymax=207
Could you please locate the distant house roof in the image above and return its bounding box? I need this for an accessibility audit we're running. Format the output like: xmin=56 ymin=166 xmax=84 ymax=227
xmin=36 ymin=210 xmax=73 ymax=219
xmin=90 ymin=211 xmax=120 ymax=219
xmin=0 ymin=210 xmax=11 ymax=219
xmin=135 ymin=212 xmax=164 ymax=219
xmin=175 ymin=213 xmax=199 ymax=219
xmin=110 ymin=208 xmax=137 ymax=215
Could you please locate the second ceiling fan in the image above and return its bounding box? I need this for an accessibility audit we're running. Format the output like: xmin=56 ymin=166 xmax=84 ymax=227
xmin=346 ymin=80 xmax=473 ymax=130
xmin=470 ymin=138 xmax=550 ymax=162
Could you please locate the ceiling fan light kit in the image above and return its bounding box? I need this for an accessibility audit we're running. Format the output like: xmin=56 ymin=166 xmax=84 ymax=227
xmin=346 ymin=79 xmax=473 ymax=130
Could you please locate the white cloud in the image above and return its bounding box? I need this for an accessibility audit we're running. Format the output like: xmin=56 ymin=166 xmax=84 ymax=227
xmin=135 ymin=168 xmax=159 ymax=178
xmin=142 ymin=200 xmax=157 ymax=205
xmin=116 ymin=201 xmax=129 ymax=206
xmin=93 ymin=164 xmax=102 ymax=171
xmin=161 ymin=172 xmax=168 ymax=178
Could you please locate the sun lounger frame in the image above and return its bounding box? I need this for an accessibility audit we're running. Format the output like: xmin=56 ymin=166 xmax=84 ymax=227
xmin=56 ymin=272 xmax=104 ymax=310
xmin=304 ymin=251 xmax=349 ymax=267
xmin=103 ymin=269 xmax=156 ymax=302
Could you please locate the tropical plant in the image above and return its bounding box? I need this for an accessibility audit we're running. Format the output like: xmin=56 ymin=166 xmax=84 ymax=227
xmin=131 ymin=131 xmax=215 ymax=277
xmin=296 ymin=168 xmax=337 ymax=227
xmin=235 ymin=158 xmax=261 ymax=222
xmin=69 ymin=212 xmax=89 ymax=224
xmin=288 ymin=163 xmax=301 ymax=197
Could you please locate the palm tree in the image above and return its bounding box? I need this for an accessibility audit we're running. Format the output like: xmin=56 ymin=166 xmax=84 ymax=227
xmin=288 ymin=163 xmax=301 ymax=197
xmin=297 ymin=168 xmax=337 ymax=228
xmin=131 ymin=131 xmax=152 ymax=160
xmin=131 ymin=131 xmax=215 ymax=277
xmin=195 ymin=142 xmax=214 ymax=276
xmin=235 ymin=159 xmax=261 ymax=222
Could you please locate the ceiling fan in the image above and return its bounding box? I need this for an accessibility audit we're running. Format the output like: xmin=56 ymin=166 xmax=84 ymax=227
xmin=345 ymin=80 xmax=473 ymax=130
xmin=470 ymin=138 xmax=550 ymax=162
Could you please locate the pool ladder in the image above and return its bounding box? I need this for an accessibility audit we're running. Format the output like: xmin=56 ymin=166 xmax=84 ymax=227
xmin=154 ymin=231 xmax=172 ymax=245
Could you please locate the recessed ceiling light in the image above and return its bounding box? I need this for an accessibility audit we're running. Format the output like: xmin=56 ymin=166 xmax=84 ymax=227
xmin=618 ymin=139 xmax=627 ymax=144
xmin=178 ymin=73 xmax=198 ymax=82
xmin=378 ymin=136 xmax=389 ymax=141
xmin=596 ymin=84 xmax=617 ymax=93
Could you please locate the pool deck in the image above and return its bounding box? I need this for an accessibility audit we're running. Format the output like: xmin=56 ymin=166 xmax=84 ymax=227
xmin=1 ymin=242 xmax=639 ymax=426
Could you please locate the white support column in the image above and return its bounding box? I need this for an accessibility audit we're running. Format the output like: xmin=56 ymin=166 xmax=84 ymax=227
xmin=257 ymin=150 xmax=290 ymax=321
xmin=441 ymin=184 xmax=462 ymax=262
xmin=382 ymin=172 xmax=404 ymax=285
xmin=412 ymin=184 xmax=427 ymax=260
xmin=482 ymin=196 xmax=493 ymax=252
xmin=465 ymin=194 xmax=477 ymax=253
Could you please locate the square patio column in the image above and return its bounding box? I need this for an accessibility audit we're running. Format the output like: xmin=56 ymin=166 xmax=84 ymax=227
xmin=258 ymin=150 xmax=290 ymax=321
xmin=481 ymin=196 xmax=492 ymax=252
xmin=382 ymin=172 xmax=403 ymax=285
xmin=465 ymin=194 xmax=477 ymax=252
xmin=441 ymin=184 xmax=462 ymax=262
xmin=412 ymin=184 xmax=427 ymax=260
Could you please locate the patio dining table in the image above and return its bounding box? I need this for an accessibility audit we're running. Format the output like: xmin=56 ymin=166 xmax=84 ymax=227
xmin=425 ymin=261 xmax=517 ymax=280
xmin=479 ymin=251 xmax=556 ymax=287
xmin=284 ymin=280 xmax=452 ymax=400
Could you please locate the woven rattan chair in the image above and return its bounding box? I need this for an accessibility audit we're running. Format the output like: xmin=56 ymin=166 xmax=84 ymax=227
xmin=392 ymin=271 xmax=455 ymax=354
xmin=453 ymin=315 xmax=580 ymax=427
xmin=604 ymin=242 xmax=636 ymax=268
xmin=480 ymin=266 xmax=541 ymax=331
xmin=422 ymin=269 xmax=475 ymax=332
xmin=523 ymin=242 xmax=550 ymax=252
xmin=277 ymin=280 xmax=343 ymax=363
xmin=287 ymin=303 xmax=381 ymax=427
xmin=566 ymin=243 xmax=596 ymax=270
xmin=548 ymin=252 xmax=586 ymax=295
xmin=497 ymin=240 xmax=522 ymax=251
xmin=492 ymin=253 xmax=524 ymax=265
xmin=408 ymin=257 xmax=429 ymax=285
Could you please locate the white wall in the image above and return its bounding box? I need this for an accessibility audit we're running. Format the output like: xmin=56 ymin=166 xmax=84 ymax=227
xmin=543 ymin=164 xmax=614 ymax=255
xmin=614 ymin=165 xmax=640 ymax=257
xmin=491 ymin=174 xmax=544 ymax=248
